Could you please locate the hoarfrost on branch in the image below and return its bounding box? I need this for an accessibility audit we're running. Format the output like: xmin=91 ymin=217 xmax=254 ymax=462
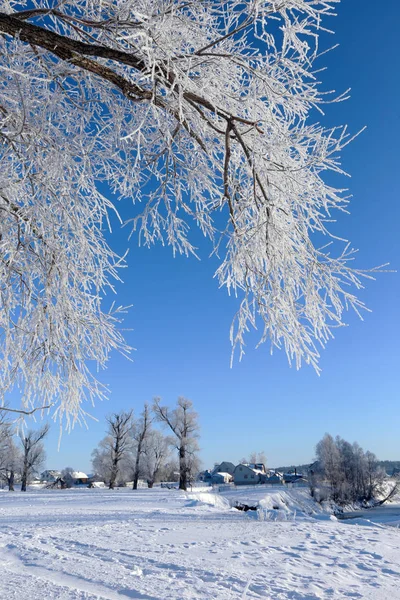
xmin=0 ymin=0 xmax=378 ymax=421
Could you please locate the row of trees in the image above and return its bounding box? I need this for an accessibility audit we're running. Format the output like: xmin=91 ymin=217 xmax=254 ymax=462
xmin=0 ymin=396 xmax=200 ymax=492
xmin=311 ymin=434 xmax=389 ymax=505
xmin=0 ymin=412 xmax=49 ymax=491
xmin=92 ymin=397 xmax=200 ymax=491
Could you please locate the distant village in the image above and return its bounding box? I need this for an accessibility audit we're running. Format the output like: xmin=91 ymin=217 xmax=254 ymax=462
xmin=199 ymin=461 xmax=307 ymax=487
xmin=31 ymin=461 xmax=308 ymax=491
xmin=18 ymin=458 xmax=400 ymax=492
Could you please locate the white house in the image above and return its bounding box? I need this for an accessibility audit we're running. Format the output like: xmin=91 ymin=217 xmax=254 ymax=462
xmin=41 ymin=470 xmax=61 ymax=482
xmin=211 ymin=472 xmax=233 ymax=484
xmin=212 ymin=461 xmax=235 ymax=476
xmin=72 ymin=471 xmax=88 ymax=485
xmin=233 ymin=464 xmax=264 ymax=485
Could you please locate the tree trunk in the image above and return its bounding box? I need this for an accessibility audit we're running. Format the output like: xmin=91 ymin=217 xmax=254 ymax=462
xmin=8 ymin=470 xmax=15 ymax=492
xmin=179 ymin=445 xmax=187 ymax=491
xmin=132 ymin=449 xmax=141 ymax=489
xmin=132 ymin=437 xmax=144 ymax=490
xmin=109 ymin=457 xmax=118 ymax=489
xmin=21 ymin=459 xmax=28 ymax=492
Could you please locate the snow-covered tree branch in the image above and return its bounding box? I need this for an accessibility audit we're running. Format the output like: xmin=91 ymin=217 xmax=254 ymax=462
xmin=0 ymin=1 xmax=378 ymax=421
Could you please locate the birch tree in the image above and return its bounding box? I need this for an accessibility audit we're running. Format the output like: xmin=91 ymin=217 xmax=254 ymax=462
xmin=0 ymin=1 xmax=378 ymax=421
xmin=153 ymin=396 xmax=200 ymax=491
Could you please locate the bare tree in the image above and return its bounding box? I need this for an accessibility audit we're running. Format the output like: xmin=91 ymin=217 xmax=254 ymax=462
xmin=92 ymin=436 xmax=132 ymax=488
xmin=61 ymin=467 xmax=75 ymax=488
xmin=0 ymin=438 xmax=21 ymax=491
xmin=0 ymin=415 xmax=21 ymax=491
xmin=0 ymin=2 xmax=377 ymax=420
xmin=100 ymin=411 xmax=133 ymax=489
xmin=143 ymin=430 xmax=170 ymax=488
xmin=0 ymin=411 xmax=9 ymax=450
xmin=19 ymin=424 xmax=50 ymax=492
xmin=131 ymin=404 xmax=152 ymax=490
xmin=315 ymin=433 xmax=342 ymax=502
xmin=153 ymin=397 xmax=200 ymax=491
xmin=364 ymin=451 xmax=386 ymax=501
xmin=160 ymin=459 xmax=180 ymax=484
xmin=91 ymin=437 xmax=114 ymax=486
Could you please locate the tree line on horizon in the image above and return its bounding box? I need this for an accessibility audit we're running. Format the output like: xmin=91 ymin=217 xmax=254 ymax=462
xmin=277 ymin=460 xmax=400 ymax=478
xmin=0 ymin=397 xmax=200 ymax=492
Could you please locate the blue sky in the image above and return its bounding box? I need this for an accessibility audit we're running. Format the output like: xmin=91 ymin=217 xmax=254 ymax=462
xmin=38 ymin=2 xmax=400 ymax=473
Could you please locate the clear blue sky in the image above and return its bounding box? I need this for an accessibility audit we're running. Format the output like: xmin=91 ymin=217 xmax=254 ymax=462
xmin=39 ymin=1 xmax=399 ymax=473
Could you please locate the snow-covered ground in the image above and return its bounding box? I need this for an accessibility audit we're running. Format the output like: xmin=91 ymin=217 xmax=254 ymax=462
xmin=0 ymin=486 xmax=400 ymax=599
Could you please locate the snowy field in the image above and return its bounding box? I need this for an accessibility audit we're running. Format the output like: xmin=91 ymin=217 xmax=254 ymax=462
xmin=1 ymin=487 xmax=400 ymax=600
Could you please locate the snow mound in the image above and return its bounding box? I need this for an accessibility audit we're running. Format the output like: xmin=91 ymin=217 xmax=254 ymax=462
xmin=185 ymin=492 xmax=231 ymax=510
xmin=219 ymin=486 xmax=331 ymax=521
xmin=254 ymin=492 xmax=307 ymax=521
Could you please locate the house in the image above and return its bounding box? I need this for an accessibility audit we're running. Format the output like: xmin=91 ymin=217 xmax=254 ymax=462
xmin=198 ymin=470 xmax=212 ymax=482
xmin=261 ymin=472 xmax=283 ymax=484
xmin=247 ymin=463 xmax=267 ymax=473
xmin=72 ymin=471 xmax=88 ymax=485
xmin=211 ymin=472 xmax=233 ymax=484
xmin=233 ymin=464 xmax=264 ymax=485
xmin=41 ymin=470 xmax=61 ymax=482
xmin=212 ymin=461 xmax=235 ymax=476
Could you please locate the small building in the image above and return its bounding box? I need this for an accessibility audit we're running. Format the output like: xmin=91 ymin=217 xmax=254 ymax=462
xmin=211 ymin=472 xmax=233 ymax=484
xmin=72 ymin=471 xmax=88 ymax=485
xmin=233 ymin=464 xmax=264 ymax=485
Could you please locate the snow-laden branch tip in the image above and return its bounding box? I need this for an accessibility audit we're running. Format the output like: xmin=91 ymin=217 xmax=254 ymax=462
xmin=0 ymin=0 xmax=381 ymax=419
